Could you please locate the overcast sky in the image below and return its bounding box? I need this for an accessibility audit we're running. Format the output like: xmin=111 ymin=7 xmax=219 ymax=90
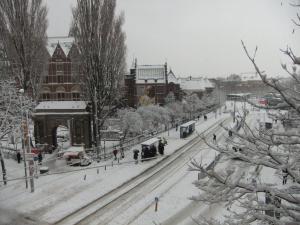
xmin=47 ymin=0 xmax=300 ymax=78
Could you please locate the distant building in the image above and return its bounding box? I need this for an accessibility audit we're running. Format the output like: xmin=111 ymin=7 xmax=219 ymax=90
xmin=168 ymin=72 xmax=215 ymax=99
xmin=178 ymin=76 xmax=214 ymax=98
xmin=214 ymin=73 xmax=273 ymax=97
xmin=39 ymin=37 xmax=82 ymax=102
xmin=124 ymin=62 xmax=181 ymax=107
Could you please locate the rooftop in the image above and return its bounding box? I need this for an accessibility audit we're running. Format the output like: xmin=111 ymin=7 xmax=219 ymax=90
xmin=47 ymin=36 xmax=74 ymax=57
xmin=35 ymin=101 xmax=87 ymax=111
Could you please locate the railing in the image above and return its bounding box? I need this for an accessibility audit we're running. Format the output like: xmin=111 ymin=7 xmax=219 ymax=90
xmin=87 ymin=104 xmax=220 ymax=161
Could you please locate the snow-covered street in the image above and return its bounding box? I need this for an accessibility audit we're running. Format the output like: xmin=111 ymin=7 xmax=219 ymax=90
xmin=0 ymin=109 xmax=231 ymax=225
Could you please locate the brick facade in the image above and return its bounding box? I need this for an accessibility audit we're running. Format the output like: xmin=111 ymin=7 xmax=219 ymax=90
xmin=39 ymin=37 xmax=82 ymax=102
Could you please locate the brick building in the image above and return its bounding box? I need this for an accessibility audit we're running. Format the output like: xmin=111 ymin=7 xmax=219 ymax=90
xmin=124 ymin=62 xmax=181 ymax=107
xmin=39 ymin=37 xmax=82 ymax=102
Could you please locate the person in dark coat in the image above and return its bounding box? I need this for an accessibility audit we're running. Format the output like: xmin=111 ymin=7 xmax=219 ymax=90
xmin=228 ymin=130 xmax=233 ymax=137
xmin=204 ymin=115 xmax=207 ymax=121
xmin=113 ymin=148 xmax=118 ymax=160
xmin=133 ymin=150 xmax=139 ymax=164
xmin=17 ymin=151 xmax=21 ymax=164
xmin=213 ymin=133 xmax=217 ymax=143
xmin=120 ymin=147 xmax=125 ymax=159
xmin=38 ymin=152 xmax=43 ymax=164
xmin=282 ymin=169 xmax=288 ymax=185
xmin=175 ymin=123 xmax=178 ymax=131
xmin=158 ymin=141 xmax=164 ymax=155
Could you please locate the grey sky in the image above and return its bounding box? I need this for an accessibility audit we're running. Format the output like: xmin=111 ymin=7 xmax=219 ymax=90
xmin=46 ymin=0 xmax=299 ymax=78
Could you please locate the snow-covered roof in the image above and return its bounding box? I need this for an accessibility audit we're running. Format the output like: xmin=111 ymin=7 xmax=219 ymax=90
xmin=35 ymin=101 xmax=87 ymax=110
xmin=168 ymin=70 xmax=177 ymax=83
xmin=141 ymin=137 xmax=160 ymax=146
xmin=136 ymin=65 xmax=166 ymax=83
xmin=177 ymin=77 xmax=214 ymax=91
xmin=240 ymin=74 xmax=260 ymax=81
xmin=180 ymin=120 xmax=196 ymax=128
xmin=47 ymin=36 xmax=74 ymax=57
xmin=65 ymin=146 xmax=84 ymax=152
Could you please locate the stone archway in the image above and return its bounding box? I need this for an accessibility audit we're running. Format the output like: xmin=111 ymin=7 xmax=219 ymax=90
xmin=33 ymin=101 xmax=92 ymax=150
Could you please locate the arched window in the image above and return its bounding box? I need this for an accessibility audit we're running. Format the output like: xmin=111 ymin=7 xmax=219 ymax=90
xmin=41 ymin=87 xmax=51 ymax=101
xmin=71 ymin=85 xmax=81 ymax=101
xmin=56 ymin=86 xmax=66 ymax=100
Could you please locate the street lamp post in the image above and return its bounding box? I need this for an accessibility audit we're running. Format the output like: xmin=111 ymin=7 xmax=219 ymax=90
xmin=26 ymin=109 xmax=34 ymax=193
xmin=19 ymin=89 xmax=28 ymax=189
xmin=233 ymin=99 xmax=236 ymax=123
xmin=103 ymin=138 xmax=106 ymax=160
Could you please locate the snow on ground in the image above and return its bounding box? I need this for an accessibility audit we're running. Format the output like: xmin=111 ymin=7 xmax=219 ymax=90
xmin=0 ymin=107 xmax=230 ymax=225
xmin=121 ymin=104 xmax=258 ymax=225
xmin=0 ymin=101 xmax=267 ymax=225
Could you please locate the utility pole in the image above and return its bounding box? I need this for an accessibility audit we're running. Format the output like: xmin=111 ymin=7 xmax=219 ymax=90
xmin=0 ymin=147 xmax=7 ymax=185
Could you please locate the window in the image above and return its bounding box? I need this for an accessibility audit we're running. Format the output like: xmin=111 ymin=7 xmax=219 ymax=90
xmin=57 ymin=92 xmax=65 ymax=100
xmin=42 ymin=93 xmax=50 ymax=101
xmin=72 ymin=93 xmax=80 ymax=101
xmin=57 ymin=63 xmax=63 ymax=72
xmin=58 ymin=76 xmax=63 ymax=83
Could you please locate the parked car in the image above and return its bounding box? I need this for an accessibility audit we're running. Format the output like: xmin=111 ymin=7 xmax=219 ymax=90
xmin=63 ymin=147 xmax=92 ymax=166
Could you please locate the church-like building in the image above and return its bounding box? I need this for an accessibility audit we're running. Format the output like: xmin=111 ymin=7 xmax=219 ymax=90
xmin=124 ymin=61 xmax=181 ymax=107
xmin=39 ymin=37 xmax=82 ymax=101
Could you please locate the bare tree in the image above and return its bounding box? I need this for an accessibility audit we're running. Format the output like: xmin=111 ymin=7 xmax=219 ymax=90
xmin=190 ymin=8 xmax=300 ymax=225
xmin=71 ymin=0 xmax=126 ymax=151
xmin=0 ymin=0 xmax=48 ymax=100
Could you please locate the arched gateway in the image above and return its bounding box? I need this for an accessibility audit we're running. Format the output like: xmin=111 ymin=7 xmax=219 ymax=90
xmin=33 ymin=101 xmax=92 ymax=149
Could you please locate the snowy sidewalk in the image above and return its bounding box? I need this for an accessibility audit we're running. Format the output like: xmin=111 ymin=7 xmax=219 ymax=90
xmin=0 ymin=111 xmax=230 ymax=225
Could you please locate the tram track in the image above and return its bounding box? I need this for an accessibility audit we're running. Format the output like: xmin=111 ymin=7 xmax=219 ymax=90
xmin=54 ymin=117 xmax=230 ymax=225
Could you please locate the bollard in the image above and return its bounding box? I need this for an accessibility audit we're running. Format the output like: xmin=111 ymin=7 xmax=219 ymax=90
xmin=105 ymin=165 xmax=106 ymax=170
xmin=112 ymin=161 xmax=113 ymax=167
xmin=84 ymin=174 xmax=86 ymax=180
xmin=155 ymin=197 xmax=159 ymax=212
xmin=118 ymin=158 xmax=120 ymax=164
xmin=198 ymin=172 xmax=201 ymax=180
xmin=97 ymin=168 xmax=99 ymax=174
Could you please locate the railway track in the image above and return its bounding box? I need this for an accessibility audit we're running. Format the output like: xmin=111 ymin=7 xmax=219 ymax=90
xmin=54 ymin=117 xmax=230 ymax=225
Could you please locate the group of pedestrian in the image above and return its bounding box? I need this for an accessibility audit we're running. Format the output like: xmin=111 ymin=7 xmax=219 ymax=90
xmin=16 ymin=151 xmax=43 ymax=164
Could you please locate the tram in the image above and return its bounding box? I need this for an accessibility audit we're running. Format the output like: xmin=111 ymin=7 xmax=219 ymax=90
xmin=141 ymin=137 xmax=160 ymax=160
xmin=179 ymin=121 xmax=196 ymax=138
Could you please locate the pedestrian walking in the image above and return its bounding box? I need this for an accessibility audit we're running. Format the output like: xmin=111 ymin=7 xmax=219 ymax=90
xmin=228 ymin=130 xmax=232 ymax=137
xmin=17 ymin=151 xmax=21 ymax=164
xmin=204 ymin=115 xmax=207 ymax=121
xmin=158 ymin=140 xmax=164 ymax=155
xmin=282 ymin=169 xmax=288 ymax=185
xmin=133 ymin=149 xmax=139 ymax=164
xmin=213 ymin=134 xmax=217 ymax=143
xmin=38 ymin=151 xmax=43 ymax=164
xmin=175 ymin=123 xmax=178 ymax=131
xmin=120 ymin=147 xmax=125 ymax=159
xmin=113 ymin=148 xmax=118 ymax=160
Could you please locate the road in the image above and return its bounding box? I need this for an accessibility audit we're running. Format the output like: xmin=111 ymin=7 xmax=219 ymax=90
xmin=54 ymin=116 xmax=230 ymax=225
xmin=127 ymin=111 xmax=257 ymax=225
